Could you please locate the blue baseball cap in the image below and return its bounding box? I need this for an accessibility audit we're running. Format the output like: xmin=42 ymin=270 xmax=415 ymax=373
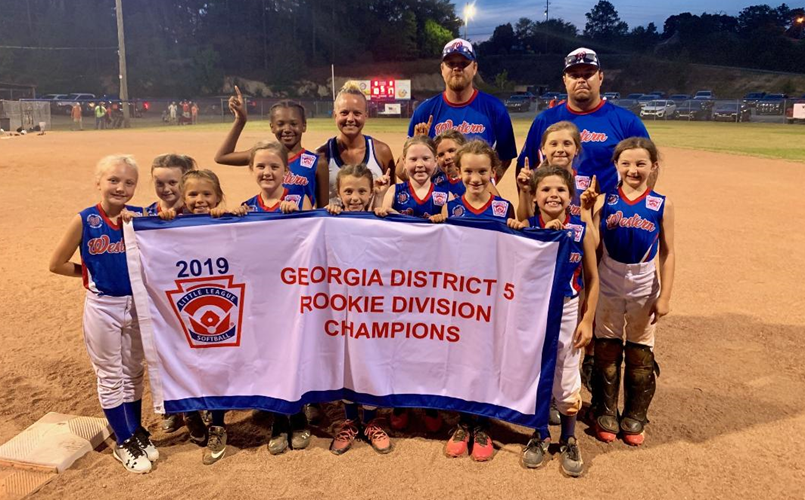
xmin=442 ymin=38 xmax=476 ymax=61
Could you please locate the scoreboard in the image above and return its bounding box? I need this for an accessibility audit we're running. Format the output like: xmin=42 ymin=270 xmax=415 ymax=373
xmin=356 ymin=79 xmax=411 ymax=101
xmin=371 ymin=80 xmax=396 ymax=100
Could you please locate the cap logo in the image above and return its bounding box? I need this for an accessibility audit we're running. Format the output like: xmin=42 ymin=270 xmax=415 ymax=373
xmin=575 ymin=51 xmax=587 ymax=63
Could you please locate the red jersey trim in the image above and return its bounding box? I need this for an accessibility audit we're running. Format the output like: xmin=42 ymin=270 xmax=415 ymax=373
xmin=442 ymin=89 xmax=479 ymax=108
xmin=462 ymin=193 xmax=493 ymax=215
xmin=618 ymin=186 xmax=650 ymax=206
xmin=96 ymin=204 xmax=120 ymax=230
xmin=288 ymin=150 xmax=304 ymax=164
xmin=566 ymin=99 xmax=606 ymax=115
xmin=258 ymin=187 xmax=288 ymax=212
xmin=538 ymin=213 xmax=570 ymax=228
xmin=408 ymin=182 xmax=434 ymax=205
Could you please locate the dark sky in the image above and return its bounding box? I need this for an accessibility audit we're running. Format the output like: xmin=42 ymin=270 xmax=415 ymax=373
xmin=450 ymin=1 xmax=776 ymax=40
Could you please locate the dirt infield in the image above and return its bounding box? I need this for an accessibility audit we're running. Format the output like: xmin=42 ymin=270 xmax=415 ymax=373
xmin=1 ymin=126 xmax=804 ymax=499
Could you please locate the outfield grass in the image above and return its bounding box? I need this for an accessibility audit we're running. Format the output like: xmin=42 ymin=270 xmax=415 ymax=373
xmin=132 ymin=117 xmax=805 ymax=163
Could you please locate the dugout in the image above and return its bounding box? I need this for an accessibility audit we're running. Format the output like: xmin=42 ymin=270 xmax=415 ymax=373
xmin=0 ymin=100 xmax=51 ymax=131
xmin=0 ymin=82 xmax=36 ymax=101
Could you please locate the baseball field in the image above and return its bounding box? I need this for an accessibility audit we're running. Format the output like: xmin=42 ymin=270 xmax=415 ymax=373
xmin=1 ymin=119 xmax=803 ymax=499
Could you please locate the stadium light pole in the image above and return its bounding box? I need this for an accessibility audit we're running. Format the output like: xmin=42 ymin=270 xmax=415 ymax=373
xmin=115 ymin=0 xmax=131 ymax=128
xmin=463 ymin=2 xmax=476 ymax=39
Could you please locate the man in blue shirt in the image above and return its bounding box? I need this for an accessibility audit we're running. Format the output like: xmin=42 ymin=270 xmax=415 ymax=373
xmin=517 ymin=48 xmax=650 ymax=194
xmin=405 ymin=38 xmax=517 ymax=181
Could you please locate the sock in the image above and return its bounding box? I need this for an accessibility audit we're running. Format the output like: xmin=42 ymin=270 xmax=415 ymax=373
xmin=123 ymin=400 xmax=142 ymax=435
xmin=104 ymin=404 xmax=134 ymax=444
xmin=211 ymin=410 xmax=226 ymax=427
xmin=362 ymin=407 xmax=377 ymax=423
xmin=344 ymin=403 xmax=359 ymax=421
xmin=290 ymin=410 xmax=308 ymax=430
xmin=560 ymin=413 xmax=577 ymax=442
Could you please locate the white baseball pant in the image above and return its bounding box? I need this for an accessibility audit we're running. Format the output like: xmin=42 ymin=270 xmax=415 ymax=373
xmin=594 ymin=253 xmax=660 ymax=348
xmin=553 ymin=296 xmax=582 ymax=416
xmin=82 ymin=292 xmax=145 ymax=409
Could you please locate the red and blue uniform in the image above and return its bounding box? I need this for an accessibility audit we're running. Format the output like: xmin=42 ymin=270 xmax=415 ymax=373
xmin=144 ymin=202 xmax=161 ymax=216
xmin=243 ymin=188 xmax=303 ymax=213
xmin=409 ymin=90 xmax=517 ymax=162
xmin=446 ymin=194 xmax=514 ymax=221
xmin=600 ymin=187 xmax=665 ymax=263
xmin=392 ymin=181 xmax=449 ymax=218
xmin=529 ymin=214 xmax=586 ymax=298
xmin=517 ymin=101 xmax=649 ymax=194
xmin=284 ymin=149 xmax=319 ymax=206
xmin=79 ymin=204 xmax=142 ymax=297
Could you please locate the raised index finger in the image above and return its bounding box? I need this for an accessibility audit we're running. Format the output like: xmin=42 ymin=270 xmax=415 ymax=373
xmin=235 ymin=85 xmax=242 ymax=100
xmin=591 ymin=175 xmax=599 ymax=194
xmin=426 ymin=115 xmax=433 ymax=130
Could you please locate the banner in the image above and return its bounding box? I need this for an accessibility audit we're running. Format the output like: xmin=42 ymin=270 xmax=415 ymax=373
xmin=125 ymin=211 xmax=570 ymax=429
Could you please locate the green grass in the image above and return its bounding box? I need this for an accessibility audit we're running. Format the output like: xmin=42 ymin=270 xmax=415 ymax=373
xmin=129 ymin=117 xmax=805 ymax=163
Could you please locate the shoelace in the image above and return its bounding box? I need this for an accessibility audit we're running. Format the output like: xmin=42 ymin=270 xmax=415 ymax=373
xmin=335 ymin=421 xmax=359 ymax=442
xmin=564 ymin=441 xmax=580 ymax=461
xmin=363 ymin=422 xmax=388 ymax=443
xmin=451 ymin=426 xmax=468 ymax=442
xmin=473 ymin=429 xmax=490 ymax=446
xmin=209 ymin=430 xmax=223 ymax=448
xmin=134 ymin=428 xmax=151 ymax=449
xmin=122 ymin=438 xmax=145 ymax=458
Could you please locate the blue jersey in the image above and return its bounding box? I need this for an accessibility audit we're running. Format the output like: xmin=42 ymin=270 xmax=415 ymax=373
xmin=529 ymin=214 xmax=586 ymax=298
xmin=409 ymin=90 xmax=517 ymax=162
xmin=433 ymin=172 xmax=466 ymax=199
xmin=243 ymin=188 xmax=303 ymax=213
xmin=79 ymin=204 xmax=142 ymax=297
xmin=517 ymin=101 xmax=649 ymax=194
xmin=447 ymin=195 xmax=514 ymax=221
xmin=600 ymin=187 xmax=665 ymax=264
xmin=285 ymin=149 xmax=319 ymax=206
xmin=568 ymin=169 xmax=586 ymax=218
xmin=392 ymin=181 xmax=449 ymax=218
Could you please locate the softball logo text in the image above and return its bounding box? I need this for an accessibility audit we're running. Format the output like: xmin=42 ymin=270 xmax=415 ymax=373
xmin=166 ymin=276 xmax=246 ymax=348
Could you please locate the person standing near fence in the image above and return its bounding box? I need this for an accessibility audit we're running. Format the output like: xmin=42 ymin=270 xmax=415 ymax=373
xmin=168 ymin=102 xmax=177 ymax=125
xmin=71 ymin=102 xmax=83 ymax=131
xmin=94 ymin=103 xmax=106 ymax=130
xmin=191 ymin=102 xmax=199 ymax=125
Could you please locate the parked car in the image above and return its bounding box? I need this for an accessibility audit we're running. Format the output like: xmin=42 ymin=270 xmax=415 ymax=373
xmin=505 ymin=94 xmax=532 ymax=112
xmin=603 ymin=92 xmax=620 ymax=100
xmin=674 ymin=100 xmax=711 ymax=121
xmin=538 ymin=91 xmax=561 ymax=108
xmin=669 ymin=94 xmax=690 ymax=104
xmin=612 ymin=98 xmax=642 ymax=115
xmin=512 ymin=91 xmax=536 ymax=102
xmin=57 ymin=93 xmax=96 ymax=114
xmin=626 ymin=93 xmax=644 ymax=100
xmin=742 ymin=92 xmax=767 ymax=108
xmin=693 ymin=90 xmax=715 ymax=100
xmin=637 ymin=94 xmax=656 ymax=107
xmin=712 ymin=102 xmax=751 ymax=122
xmin=648 ymin=91 xmax=666 ymax=98
xmin=640 ymin=100 xmax=677 ymax=119
xmin=756 ymin=93 xmax=788 ymax=115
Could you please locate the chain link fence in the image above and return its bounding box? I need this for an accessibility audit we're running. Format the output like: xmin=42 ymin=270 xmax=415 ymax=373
xmin=0 ymin=100 xmax=51 ymax=132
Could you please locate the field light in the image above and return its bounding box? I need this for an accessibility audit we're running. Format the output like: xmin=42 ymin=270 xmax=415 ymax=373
xmin=797 ymin=16 xmax=805 ymax=23
xmin=463 ymin=2 xmax=476 ymax=39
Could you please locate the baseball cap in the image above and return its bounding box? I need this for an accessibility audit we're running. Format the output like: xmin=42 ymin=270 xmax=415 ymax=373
xmin=442 ymin=38 xmax=476 ymax=61
xmin=563 ymin=47 xmax=600 ymax=72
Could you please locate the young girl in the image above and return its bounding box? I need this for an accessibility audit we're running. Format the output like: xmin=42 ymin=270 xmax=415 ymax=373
xmin=215 ymin=88 xmax=326 ymax=208
xmin=324 ymin=163 xmax=393 ymax=455
xmin=516 ymin=166 xmax=599 ymax=478
xmin=242 ymin=141 xmax=312 ymax=213
xmin=145 ymin=153 xmax=197 ymax=217
xmin=378 ymin=136 xmax=448 ymax=220
xmin=440 ymin=140 xmax=519 ymax=462
xmin=49 ymin=155 xmax=156 ymax=474
xmin=318 ymin=81 xmax=396 ymax=206
xmin=588 ymin=137 xmax=675 ymax=446
xmin=433 ymin=129 xmax=467 ymax=199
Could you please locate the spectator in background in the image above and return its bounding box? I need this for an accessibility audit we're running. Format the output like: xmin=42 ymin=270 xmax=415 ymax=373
xmin=168 ymin=102 xmax=178 ymax=125
xmin=191 ymin=102 xmax=199 ymax=125
xmin=71 ymin=103 xmax=83 ymax=131
xmin=181 ymin=100 xmax=190 ymax=125
xmin=94 ymin=102 xmax=106 ymax=130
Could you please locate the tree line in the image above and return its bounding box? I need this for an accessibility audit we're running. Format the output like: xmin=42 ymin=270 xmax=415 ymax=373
xmin=0 ymin=0 xmax=803 ymax=97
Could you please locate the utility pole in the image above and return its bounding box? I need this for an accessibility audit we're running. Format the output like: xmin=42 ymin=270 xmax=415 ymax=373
xmin=115 ymin=0 xmax=131 ymax=128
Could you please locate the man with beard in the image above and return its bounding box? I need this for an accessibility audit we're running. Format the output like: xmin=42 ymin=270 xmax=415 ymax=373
xmin=517 ymin=48 xmax=649 ymax=196
xmin=406 ymin=38 xmax=516 ymax=181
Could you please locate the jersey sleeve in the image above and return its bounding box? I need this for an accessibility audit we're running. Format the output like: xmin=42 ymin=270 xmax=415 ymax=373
xmin=628 ymin=113 xmax=650 ymax=139
xmin=493 ymin=104 xmax=517 ymax=162
xmin=516 ymin=113 xmax=547 ymax=174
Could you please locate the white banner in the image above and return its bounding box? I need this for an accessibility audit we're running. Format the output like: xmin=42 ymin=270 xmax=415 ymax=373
xmin=124 ymin=211 xmax=570 ymax=428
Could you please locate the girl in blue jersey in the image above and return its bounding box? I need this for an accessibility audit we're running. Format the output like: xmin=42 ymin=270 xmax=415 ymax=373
xmin=216 ymin=87 xmax=327 ymax=207
xmin=587 ymin=137 xmax=676 ymax=446
xmin=515 ymin=166 xmax=599 ymax=477
xmin=318 ymin=81 xmax=396 ymax=205
xmin=440 ymin=140 xmax=519 ymax=462
xmin=324 ymin=164 xmax=394 ymax=455
xmin=433 ymin=129 xmax=467 ymax=199
xmin=145 ymin=154 xmax=197 ymax=217
xmin=50 ymin=155 xmax=156 ymax=474
xmin=377 ymin=136 xmax=448 ymax=221
xmin=242 ymin=141 xmax=312 ymax=213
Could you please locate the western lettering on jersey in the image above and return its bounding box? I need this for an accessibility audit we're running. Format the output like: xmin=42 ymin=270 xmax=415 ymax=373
xmin=284 ymin=172 xmax=309 ymax=186
xmin=88 ymin=234 xmax=126 ymax=255
xmin=569 ymin=252 xmax=582 ymax=263
xmin=579 ymin=129 xmax=608 ymax=142
xmin=434 ymin=119 xmax=487 ymax=135
xmin=605 ymin=211 xmax=656 ymax=232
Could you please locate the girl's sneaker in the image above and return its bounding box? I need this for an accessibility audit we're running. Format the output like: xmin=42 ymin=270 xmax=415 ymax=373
xmin=330 ymin=419 xmax=359 ymax=455
xmin=445 ymin=424 xmax=470 ymax=458
xmin=559 ymin=437 xmax=584 ymax=477
xmin=203 ymin=426 xmax=227 ymax=465
xmin=522 ymin=433 xmax=550 ymax=469
xmin=133 ymin=427 xmax=159 ymax=461
xmin=363 ymin=419 xmax=392 ymax=454
xmin=161 ymin=413 xmax=182 ymax=433
xmin=470 ymin=427 xmax=494 ymax=462
xmin=113 ymin=437 xmax=152 ymax=474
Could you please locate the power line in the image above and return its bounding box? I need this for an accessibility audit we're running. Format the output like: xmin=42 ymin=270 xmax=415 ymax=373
xmin=0 ymin=45 xmax=117 ymax=50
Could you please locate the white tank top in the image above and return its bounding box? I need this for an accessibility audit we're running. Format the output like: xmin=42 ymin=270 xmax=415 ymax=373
xmin=327 ymin=135 xmax=385 ymax=205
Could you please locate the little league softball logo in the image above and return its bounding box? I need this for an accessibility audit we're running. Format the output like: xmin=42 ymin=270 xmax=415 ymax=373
xmin=87 ymin=213 xmax=103 ymax=229
xmin=166 ymin=276 xmax=246 ymax=348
